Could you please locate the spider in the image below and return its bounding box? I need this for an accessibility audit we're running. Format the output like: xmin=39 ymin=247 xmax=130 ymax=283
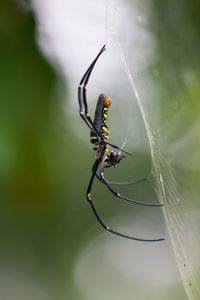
xmin=78 ymin=45 xmax=164 ymax=242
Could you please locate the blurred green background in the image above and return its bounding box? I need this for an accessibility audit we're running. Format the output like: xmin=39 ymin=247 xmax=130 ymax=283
xmin=0 ymin=0 xmax=200 ymax=299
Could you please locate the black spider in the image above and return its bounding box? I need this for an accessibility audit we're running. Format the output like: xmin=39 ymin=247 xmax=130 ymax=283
xmin=78 ymin=45 xmax=164 ymax=241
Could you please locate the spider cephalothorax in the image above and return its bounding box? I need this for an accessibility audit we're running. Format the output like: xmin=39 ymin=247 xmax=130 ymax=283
xmin=78 ymin=44 xmax=164 ymax=242
xmin=104 ymin=151 xmax=125 ymax=168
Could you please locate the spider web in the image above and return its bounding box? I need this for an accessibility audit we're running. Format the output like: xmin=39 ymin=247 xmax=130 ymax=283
xmin=105 ymin=1 xmax=200 ymax=299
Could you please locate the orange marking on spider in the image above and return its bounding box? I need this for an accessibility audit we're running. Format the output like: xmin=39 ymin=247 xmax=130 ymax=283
xmin=104 ymin=98 xmax=112 ymax=107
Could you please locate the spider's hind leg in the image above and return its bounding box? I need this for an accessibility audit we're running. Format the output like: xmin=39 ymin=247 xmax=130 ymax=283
xmin=96 ymin=173 xmax=147 ymax=186
xmin=87 ymin=158 xmax=164 ymax=242
xmin=99 ymin=150 xmax=163 ymax=207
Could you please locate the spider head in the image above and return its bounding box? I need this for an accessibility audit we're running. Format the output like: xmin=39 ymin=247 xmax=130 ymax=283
xmin=107 ymin=151 xmax=125 ymax=167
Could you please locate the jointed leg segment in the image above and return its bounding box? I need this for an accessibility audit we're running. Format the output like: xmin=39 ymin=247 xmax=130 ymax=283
xmin=95 ymin=173 xmax=147 ymax=185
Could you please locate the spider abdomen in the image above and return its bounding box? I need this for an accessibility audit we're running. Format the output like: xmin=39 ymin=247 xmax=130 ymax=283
xmin=90 ymin=93 xmax=112 ymax=145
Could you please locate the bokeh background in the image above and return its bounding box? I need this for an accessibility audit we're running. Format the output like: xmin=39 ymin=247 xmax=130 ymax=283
xmin=0 ymin=0 xmax=200 ymax=299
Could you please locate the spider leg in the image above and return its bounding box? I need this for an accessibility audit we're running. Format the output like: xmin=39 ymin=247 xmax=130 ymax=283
xmin=107 ymin=178 xmax=147 ymax=185
xmin=78 ymin=45 xmax=106 ymax=130
xmin=99 ymin=150 xmax=163 ymax=207
xmin=80 ymin=45 xmax=106 ymax=87
xmin=87 ymin=158 xmax=164 ymax=242
xmin=81 ymin=46 xmax=109 ymax=138
xmin=103 ymin=141 xmax=133 ymax=156
xmin=78 ymin=46 xmax=111 ymax=139
xmin=78 ymin=86 xmax=92 ymax=129
xmin=95 ymin=173 xmax=147 ymax=185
